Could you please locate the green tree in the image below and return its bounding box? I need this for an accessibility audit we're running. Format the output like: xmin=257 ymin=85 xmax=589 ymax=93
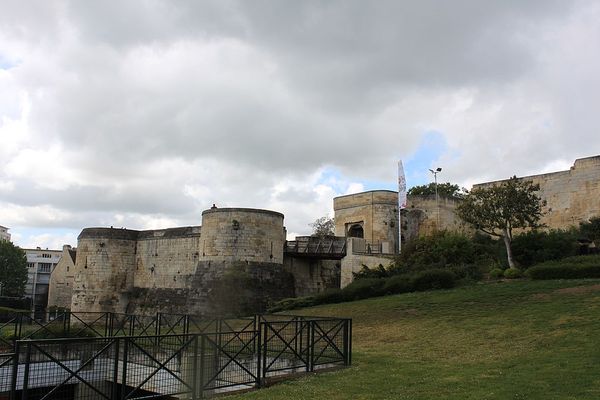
xmin=580 ymin=217 xmax=600 ymax=242
xmin=310 ymin=216 xmax=335 ymax=237
xmin=456 ymin=176 xmax=545 ymax=268
xmin=0 ymin=241 xmax=28 ymax=297
xmin=407 ymin=182 xmax=465 ymax=198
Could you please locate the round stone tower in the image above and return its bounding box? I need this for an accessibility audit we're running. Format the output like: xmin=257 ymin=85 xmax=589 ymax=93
xmin=200 ymin=207 xmax=285 ymax=264
xmin=71 ymin=228 xmax=138 ymax=314
xmin=200 ymin=208 xmax=285 ymax=264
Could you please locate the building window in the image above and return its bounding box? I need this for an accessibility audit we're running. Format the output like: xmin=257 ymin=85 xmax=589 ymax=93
xmin=27 ymin=263 xmax=35 ymax=269
xmin=39 ymin=263 xmax=52 ymax=272
xmin=42 ymin=253 xmax=51 ymax=258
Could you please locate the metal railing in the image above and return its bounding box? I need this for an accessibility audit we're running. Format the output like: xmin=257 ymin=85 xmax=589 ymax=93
xmin=0 ymin=314 xmax=351 ymax=399
xmin=0 ymin=312 xmax=258 ymax=353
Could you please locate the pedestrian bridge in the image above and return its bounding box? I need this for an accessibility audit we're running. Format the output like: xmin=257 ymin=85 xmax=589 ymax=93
xmin=284 ymin=236 xmax=347 ymax=259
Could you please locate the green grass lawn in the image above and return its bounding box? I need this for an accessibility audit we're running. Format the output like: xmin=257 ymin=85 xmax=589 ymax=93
xmin=228 ymin=279 xmax=600 ymax=400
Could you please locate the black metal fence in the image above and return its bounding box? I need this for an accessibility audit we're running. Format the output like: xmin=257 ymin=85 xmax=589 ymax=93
xmin=0 ymin=314 xmax=351 ymax=399
xmin=0 ymin=311 xmax=259 ymax=353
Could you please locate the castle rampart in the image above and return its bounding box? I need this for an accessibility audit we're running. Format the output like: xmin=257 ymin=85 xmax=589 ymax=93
xmin=473 ymin=155 xmax=600 ymax=229
xmin=71 ymin=210 xmax=294 ymax=316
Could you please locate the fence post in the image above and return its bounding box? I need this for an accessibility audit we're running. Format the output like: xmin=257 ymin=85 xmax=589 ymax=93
xmin=343 ymin=319 xmax=349 ymax=366
xmin=308 ymin=320 xmax=315 ymax=372
xmin=347 ymin=319 xmax=352 ymax=366
xmin=21 ymin=342 xmax=32 ymax=400
xmin=121 ymin=337 xmax=129 ymax=400
xmin=16 ymin=313 xmax=23 ymax=340
xmin=191 ymin=335 xmax=199 ymax=400
xmin=10 ymin=341 xmax=19 ymax=400
xmin=198 ymin=335 xmax=206 ymax=399
xmin=129 ymin=315 xmax=134 ymax=336
xmin=256 ymin=322 xmax=262 ymax=388
xmin=261 ymin=321 xmax=268 ymax=384
xmin=156 ymin=312 xmax=161 ymax=336
xmin=112 ymin=339 xmax=120 ymax=400
xmin=66 ymin=312 xmax=71 ymax=337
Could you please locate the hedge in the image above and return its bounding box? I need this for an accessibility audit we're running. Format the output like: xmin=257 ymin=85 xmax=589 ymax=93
xmin=527 ymin=255 xmax=600 ymax=280
xmin=269 ymin=268 xmax=456 ymax=312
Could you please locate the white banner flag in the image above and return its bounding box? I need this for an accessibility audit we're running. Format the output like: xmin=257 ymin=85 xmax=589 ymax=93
xmin=398 ymin=160 xmax=407 ymax=209
xmin=398 ymin=160 xmax=407 ymax=253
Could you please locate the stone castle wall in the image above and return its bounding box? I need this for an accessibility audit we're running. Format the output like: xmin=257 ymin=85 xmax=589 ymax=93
xmin=473 ymin=155 xmax=600 ymax=229
xmin=134 ymin=227 xmax=201 ymax=289
xmin=47 ymin=245 xmax=76 ymax=309
xmin=71 ymin=228 xmax=138 ymax=314
xmin=340 ymin=238 xmax=394 ymax=288
xmin=402 ymin=195 xmax=472 ymax=241
xmin=334 ymin=190 xmax=399 ymax=253
xmin=282 ymin=257 xmax=341 ymax=297
xmin=69 ymin=208 xmax=321 ymax=316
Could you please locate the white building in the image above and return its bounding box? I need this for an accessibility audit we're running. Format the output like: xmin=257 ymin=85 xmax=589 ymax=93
xmin=0 ymin=225 xmax=10 ymax=242
xmin=23 ymin=247 xmax=62 ymax=315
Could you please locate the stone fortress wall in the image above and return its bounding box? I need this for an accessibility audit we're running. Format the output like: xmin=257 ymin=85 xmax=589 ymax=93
xmin=402 ymin=195 xmax=473 ymax=240
xmin=69 ymin=208 xmax=333 ymax=316
xmin=473 ymin=155 xmax=600 ymax=229
xmin=56 ymin=155 xmax=600 ymax=315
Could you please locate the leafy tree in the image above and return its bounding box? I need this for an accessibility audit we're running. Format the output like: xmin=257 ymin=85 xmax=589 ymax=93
xmin=407 ymin=182 xmax=466 ymax=198
xmin=310 ymin=216 xmax=335 ymax=237
xmin=399 ymin=231 xmax=495 ymax=270
xmin=580 ymin=217 xmax=600 ymax=242
xmin=456 ymin=176 xmax=545 ymax=268
xmin=0 ymin=241 xmax=28 ymax=297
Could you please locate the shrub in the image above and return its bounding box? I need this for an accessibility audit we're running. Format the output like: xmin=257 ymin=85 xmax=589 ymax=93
xmin=526 ymin=255 xmax=600 ymax=280
xmin=352 ymin=264 xmax=391 ymax=280
xmin=269 ymin=269 xmax=457 ymax=312
xmin=449 ymin=264 xmax=484 ymax=281
xmin=503 ymin=268 xmax=523 ymax=279
xmin=336 ymin=278 xmax=386 ymax=301
xmin=400 ymin=232 xmax=483 ymax=269
xmin=510 ymin=229 xmax=578 ymax=267
xmin=268 ymin=297 xmax=317 ymax=313
xmin=410 ymin=269 xmax=456 ymax=291
xmin=382 ymin=275 xmax=412 ymax=295
xmin=580 ymin=217 xmax=600 ymax=242
xmin=0 ymin=297 xmax=30 ymax=310
xmin=489 ymin=268 xmax=505 ymax=279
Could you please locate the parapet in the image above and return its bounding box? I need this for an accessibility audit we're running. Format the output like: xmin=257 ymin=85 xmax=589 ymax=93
xmin=78 ymin=227 xmax=139 ymax=241
xmin=201 ymin=207 xmax=284 ymax=219
xmin=333 ymin=190 xmax=398 ymax=211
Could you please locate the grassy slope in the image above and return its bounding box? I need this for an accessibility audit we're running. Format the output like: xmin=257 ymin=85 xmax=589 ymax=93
xmin=229 ymin=280 xmax=600 ymax=400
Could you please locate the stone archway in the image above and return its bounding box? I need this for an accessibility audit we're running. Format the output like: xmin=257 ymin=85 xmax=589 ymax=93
xmin=348 ymin=223 xmax=364 ymax=238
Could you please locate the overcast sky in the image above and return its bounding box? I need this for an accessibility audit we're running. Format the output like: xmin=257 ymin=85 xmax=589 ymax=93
xmin=1 ymin=0 xmax=600 ymax=249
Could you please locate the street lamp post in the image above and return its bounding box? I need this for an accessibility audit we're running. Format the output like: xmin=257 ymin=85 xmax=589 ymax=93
xmin=429 ymin=167 xmax=442 ymax=230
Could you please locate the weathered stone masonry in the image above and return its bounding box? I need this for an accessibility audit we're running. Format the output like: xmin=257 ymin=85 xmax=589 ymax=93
xmin=70 ymin=208 xmax=337 ymax=316
xmin=474 ymin=155 xmax=600 ymax=229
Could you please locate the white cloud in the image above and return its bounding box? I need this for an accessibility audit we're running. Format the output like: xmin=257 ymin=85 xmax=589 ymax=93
xmin=0 ymin=1 xmax=599 ymax=247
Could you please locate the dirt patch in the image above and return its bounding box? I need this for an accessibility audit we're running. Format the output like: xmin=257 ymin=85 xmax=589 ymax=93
xmin=530 ymin=284 xmax=600 ymax=300
xmin=531 ymin=293 xmax=552 ymax=300
xmin=555 ymin=284 xmax=600 ymax=295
